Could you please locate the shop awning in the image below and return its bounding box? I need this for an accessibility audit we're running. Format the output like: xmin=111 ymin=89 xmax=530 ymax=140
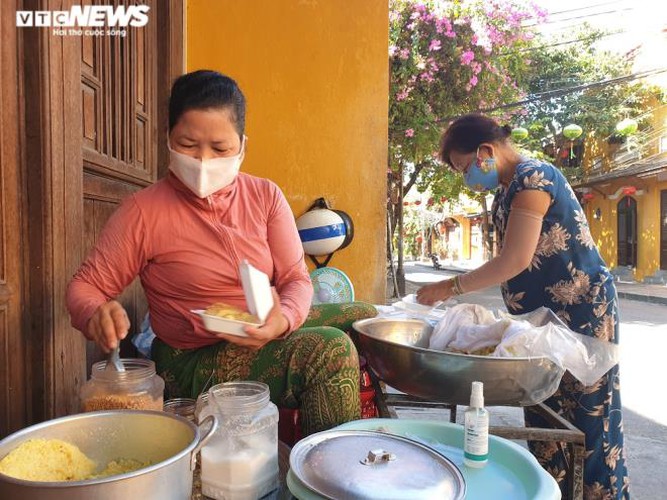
xmin=573 ymin=154 xmax=667 ymax=188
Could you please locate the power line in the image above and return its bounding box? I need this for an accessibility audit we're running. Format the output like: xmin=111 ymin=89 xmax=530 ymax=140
xmin=523 ymin=6 xmax=635 ymax=27
xmin=436 ymin=67 xmax=667 ymax=123
xmin=496 ymin=29 xmax=625 ymax=56
xmin=544 ymin=0 xmax=624 ymax=18
xmin=517 ymin=0 xmax=624 ymax=24
xmin=490 ymin=68 xmax=667 ymax=112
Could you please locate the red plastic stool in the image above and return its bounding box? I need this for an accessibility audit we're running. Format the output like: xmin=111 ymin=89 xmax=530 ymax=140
xmin=278 ymin=408 xmax=302 ymax=447
xmin=277 ymin=357 xmax=378 ymax=446
xmin=360 ymin=356 xmax=379 ymax=419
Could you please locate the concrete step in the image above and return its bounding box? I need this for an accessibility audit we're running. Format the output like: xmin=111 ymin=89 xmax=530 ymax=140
xmin=643 ymin=270 xmax=667 ymax=285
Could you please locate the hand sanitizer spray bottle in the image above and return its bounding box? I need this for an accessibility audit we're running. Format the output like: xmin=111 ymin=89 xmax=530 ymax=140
xmin=464 ymin=381 xmax=489 ymax=468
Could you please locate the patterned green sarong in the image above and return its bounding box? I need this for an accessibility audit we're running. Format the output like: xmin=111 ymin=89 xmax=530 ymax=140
xmin=152 ymin=302 xmax=377 ymax=436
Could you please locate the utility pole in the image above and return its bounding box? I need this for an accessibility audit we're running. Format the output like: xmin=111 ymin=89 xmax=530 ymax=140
xmin=396 ymin=163 xmax=406 ymax=296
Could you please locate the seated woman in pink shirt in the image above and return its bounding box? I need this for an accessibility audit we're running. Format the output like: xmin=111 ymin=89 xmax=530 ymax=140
xmin=66 ymin=70 xmax=376 ymax=436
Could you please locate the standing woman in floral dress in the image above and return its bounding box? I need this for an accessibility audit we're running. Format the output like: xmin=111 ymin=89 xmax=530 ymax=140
xmin=417 ymin=114 xmax=629 ymax=499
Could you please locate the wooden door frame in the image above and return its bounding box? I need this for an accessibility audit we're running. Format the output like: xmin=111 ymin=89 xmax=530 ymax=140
xmin=18 ymin=0 xmax=184 ymax=425
xmin=617 ymin=195 xmax=638 ymax=268
xmin=661 ymin=189 xmax=667 ymax=271
xmin=1 ymin=0 xmax=28 ymax=436
xmin=157 ymin=0 xmax=185 ymax=179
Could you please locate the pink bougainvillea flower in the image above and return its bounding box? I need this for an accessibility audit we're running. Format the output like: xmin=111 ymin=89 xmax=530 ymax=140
xmin=396 ymin=89 xmax=410 ymax=101
xmin=428 ymin=39 xmax=441 ymax=51
xmin=405 ymin=129 xmax=415 ymax=137
xmin=420 ymin=72 xmax=435 ymax=83
xmin=460 ymin=50 xmax=475 ymax=65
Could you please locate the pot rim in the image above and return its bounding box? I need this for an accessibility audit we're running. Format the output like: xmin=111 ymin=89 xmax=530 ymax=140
xmin=0 ymin=410 xmax=199 ymax=487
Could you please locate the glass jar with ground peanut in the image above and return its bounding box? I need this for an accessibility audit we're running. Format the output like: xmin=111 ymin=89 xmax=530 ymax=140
xmin=80 ymin=358 xmax=165 ymax=412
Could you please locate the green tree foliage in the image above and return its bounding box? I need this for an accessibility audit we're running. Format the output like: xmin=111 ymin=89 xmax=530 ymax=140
xmin=388 ymin=0 xmax=544 ymax=238
xmin=513 ymin=25 xmax=665 ymax=180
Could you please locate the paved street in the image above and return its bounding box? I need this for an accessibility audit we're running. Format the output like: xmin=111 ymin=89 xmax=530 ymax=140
xmin=387 ymin=261 xmax=667 ymax=499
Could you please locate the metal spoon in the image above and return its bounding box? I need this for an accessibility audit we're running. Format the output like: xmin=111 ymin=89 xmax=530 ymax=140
xmin=105 ymin=346 xmax=125 ymax=372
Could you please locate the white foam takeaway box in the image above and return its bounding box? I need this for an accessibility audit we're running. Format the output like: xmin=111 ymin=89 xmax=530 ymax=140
xmin=239 ymin=260 xmax=274 ymax=322
xmin=193 ymin=261 xmax=274 ymax=337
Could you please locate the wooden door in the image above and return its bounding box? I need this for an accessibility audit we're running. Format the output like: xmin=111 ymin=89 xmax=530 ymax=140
xmin=661 ymin=190 xmax=667 ymax=270
xmin=80 ymin=2 xmax=159 ymax=369
xmin=617 ymin=196 xmax=637 ymax=268
xmin=1 ymin=0 xmax=184 ymax=436
xmin=0 ymin=0 xmax=28 ymax=437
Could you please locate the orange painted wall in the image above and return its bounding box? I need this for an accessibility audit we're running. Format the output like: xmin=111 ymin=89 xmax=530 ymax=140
xmin=186 ymin=1 xmax=389 ymax=302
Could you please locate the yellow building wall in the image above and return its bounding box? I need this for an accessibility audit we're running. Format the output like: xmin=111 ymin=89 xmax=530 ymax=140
xmin=587 ymin=180 xmax=667 ymax=281
xmin=637 ymin=186 xmax=660 ymax=279
xmin=587 ymin=195 xmax=617 ymax=268
xmin=453 ymin=216 xmax=472 ymax=260
xmin=186 ymin=1 xmax=389 ymax=303
xmin=584 ymin=100 xmax=667 ymax=281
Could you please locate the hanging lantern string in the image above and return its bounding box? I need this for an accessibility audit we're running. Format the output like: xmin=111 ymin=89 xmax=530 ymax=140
xmin=600 ymin=102 xmax=667 ymax=141
xmin=562 ymin=124 xmax=583 ymax=160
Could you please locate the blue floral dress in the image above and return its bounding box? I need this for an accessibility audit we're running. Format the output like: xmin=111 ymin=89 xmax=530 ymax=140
xmin=492 ymin=159 xmax=629 ymax=499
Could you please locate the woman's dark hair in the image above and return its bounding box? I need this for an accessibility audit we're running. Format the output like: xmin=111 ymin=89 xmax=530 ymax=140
xmin=168 ymin=70 xmax=246 ymax=135
xmin=439 ymin=114 xmax=512 ymax=166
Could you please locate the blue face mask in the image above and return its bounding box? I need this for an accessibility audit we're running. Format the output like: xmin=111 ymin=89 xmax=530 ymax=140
xmin=464 ymin=147 xmax=499 ymax=192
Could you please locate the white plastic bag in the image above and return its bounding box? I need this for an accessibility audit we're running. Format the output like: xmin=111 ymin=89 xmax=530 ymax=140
xmin=430 ymin=304 xmax=619 ymax=387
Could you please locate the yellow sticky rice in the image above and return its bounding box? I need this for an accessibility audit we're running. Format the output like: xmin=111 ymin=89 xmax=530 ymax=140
xmin=205 ymin=302 xmax=259 ymax=323
xmin=0 ymin=438 xmax=149 ymax=482
xmin=91 ymin=458 xmax=150 ymax=479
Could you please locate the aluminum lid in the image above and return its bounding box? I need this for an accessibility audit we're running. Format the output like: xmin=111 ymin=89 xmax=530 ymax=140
xmin=289 ymin=429 xmax=466 ymax=500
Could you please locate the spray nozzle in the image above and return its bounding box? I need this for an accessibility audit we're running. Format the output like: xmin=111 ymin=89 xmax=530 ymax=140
xmin=470 ymin=381 xmax=485 ymax=408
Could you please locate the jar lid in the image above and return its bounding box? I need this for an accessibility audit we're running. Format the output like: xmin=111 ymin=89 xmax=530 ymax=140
xmin=289 ymin=429 xmax=466 ymax=499
xmin=164 ymin=398 xmax=196 ymax=416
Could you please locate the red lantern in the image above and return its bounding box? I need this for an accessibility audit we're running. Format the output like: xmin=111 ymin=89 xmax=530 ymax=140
xmin=622 ymin=186 xmax=637 ymax=196
xmin=440 ymin=196 xmax=447 ymax=203
xmin=415 ymin=200 xmax=422 ymax=206
xmin=582 ymin=193 xmax=595 ymax=201
xmin=416 ymin=235 xmax=423 ymax=243
xmin=403 ymin=201 xmax=409 ymax=206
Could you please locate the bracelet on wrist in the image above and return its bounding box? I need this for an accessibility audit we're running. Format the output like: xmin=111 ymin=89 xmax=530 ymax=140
xmin=452 ymin=275 xmax=465 ymax=296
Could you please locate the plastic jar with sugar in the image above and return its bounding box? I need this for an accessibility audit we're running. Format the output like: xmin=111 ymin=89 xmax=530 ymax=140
xmin=200 ymin=381 xmax=279 ymax=500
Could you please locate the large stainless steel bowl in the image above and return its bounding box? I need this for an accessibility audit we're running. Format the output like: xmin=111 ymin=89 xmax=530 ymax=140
xmin=0 ymin=410 xmax=216 ymax=500
xmin=353 ymin=318 xmax=563 ymax=406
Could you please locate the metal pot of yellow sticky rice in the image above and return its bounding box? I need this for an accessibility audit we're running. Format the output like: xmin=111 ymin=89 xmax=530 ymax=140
xmin=0 ymin=410 xmax=217 ymax=500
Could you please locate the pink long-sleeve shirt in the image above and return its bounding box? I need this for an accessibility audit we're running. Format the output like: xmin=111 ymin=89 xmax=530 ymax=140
xmin=67 ymin=172 xmax=312 ymax=349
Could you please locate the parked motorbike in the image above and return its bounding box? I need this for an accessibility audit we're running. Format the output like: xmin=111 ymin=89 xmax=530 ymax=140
xmin=428 ymin=253 xmax=443 ymax=270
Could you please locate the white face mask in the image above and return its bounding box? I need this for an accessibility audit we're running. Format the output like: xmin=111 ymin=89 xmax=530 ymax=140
xmin=168 ymin=137 xmax=246 ymax=198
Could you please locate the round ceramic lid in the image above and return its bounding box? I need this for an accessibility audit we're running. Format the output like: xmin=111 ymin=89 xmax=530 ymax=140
xmin=289 ymin=429 xmax=466 ymax=499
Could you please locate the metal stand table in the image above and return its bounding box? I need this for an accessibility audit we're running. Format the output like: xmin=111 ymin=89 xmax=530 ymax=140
xmin=369 ymin=373 xmax=585 ymax=500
